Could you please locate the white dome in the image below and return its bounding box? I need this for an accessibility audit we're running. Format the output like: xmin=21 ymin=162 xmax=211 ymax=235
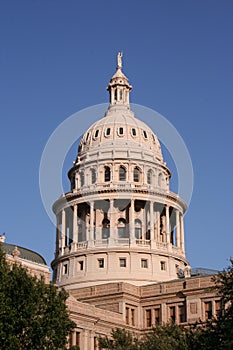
xmin=77 ymin=107 xmax=163 ymax=162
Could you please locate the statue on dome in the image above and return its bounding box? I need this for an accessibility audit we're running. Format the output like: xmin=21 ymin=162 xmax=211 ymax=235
xmin=117 ymin=52 xmax=123 ymax=69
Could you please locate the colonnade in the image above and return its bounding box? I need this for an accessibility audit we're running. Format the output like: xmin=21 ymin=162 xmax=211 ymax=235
xmin=56 ymin=199 xmax=185 ymax=255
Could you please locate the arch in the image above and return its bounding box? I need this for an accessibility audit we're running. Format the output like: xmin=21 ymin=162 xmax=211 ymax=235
xmin=117 ymin=218 xmax=127 ymax=238
xmin=158 ymin=172 xmax=164 ymax=188
xmin=147 ymin=169 xmax=153 ymax=185
xmin=135 ymin=219 xmax=142 ymax=239
xmin=102 ymin=218 xmax=110 ymax=239
xmin=133 ymin=167 xmax=140 ymax=182
xmin=91 ymin=168 xmax=96 ymax=184
xmin=119 ymin=165 xmax=126 ymax=181
xmin=80 ymin=171 xmax=85 ymax=187
xmin=104 ymin=166 xmax=111 ymax=182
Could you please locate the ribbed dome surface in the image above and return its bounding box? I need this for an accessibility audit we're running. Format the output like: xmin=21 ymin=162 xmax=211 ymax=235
xmin=78 ymin=107 xmax=163 ymax=162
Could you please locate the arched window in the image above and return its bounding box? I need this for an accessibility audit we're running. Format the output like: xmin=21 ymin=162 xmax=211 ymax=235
xmin=132 ymin=128 xmax=137 ymax=136
xmin=114 ymin=89 xmax=117 ymax=101
xmin=135 ymin=219 xmax=142 ymax=239
xmin=80 ymin=171 xmax=85 ymax=187
xmin=119 ymin=166 xmax=126 ymax=181
xmin=158 ymin=173 xmax=163 ymax=188
xmin=104 ymin=166 xmax=111 ymax=182
xmin=134 ymin=167 xmax=140 ymax=182
xmin=118 ymin=218 xmax=127 ymax=238
xmin=106 ymin=127 xmax=111 ymax=136
xmin=119 ymin=127 xmax=124 ymax=135
xmin=102 ymin=219 xmax=110 ymax=239
xmin=147 ymin=170 xmax=152 ymax=185
xmin=91 ymin=169 xmax=96 ymax=184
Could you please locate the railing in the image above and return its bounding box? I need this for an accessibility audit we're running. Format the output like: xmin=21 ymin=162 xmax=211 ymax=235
xmin=56 ymin=240 xmax=184 ymax=257
xmin=136 ymin=239 xmax=150 ymax=246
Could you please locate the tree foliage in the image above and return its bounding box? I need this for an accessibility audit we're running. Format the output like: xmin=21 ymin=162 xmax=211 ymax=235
xmin=140 ymin=322 xmax=188 ymax=350
xmin=98 ymin=328 xmax=139 ymax=350
xmin=0 ymin=246 xmax=75 ymax=350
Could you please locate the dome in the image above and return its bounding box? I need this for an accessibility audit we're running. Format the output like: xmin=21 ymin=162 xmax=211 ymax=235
xmin=52 ymin=53 xmax=190 ymax=290
xmin=77 ymin=108 xmax=163 ymax=163
xmin=2 ymin=243 xmax=47 ymax=265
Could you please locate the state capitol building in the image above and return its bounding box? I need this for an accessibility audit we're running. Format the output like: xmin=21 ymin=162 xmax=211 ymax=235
xmin=2 ymin=54 xmax=221 ymax=349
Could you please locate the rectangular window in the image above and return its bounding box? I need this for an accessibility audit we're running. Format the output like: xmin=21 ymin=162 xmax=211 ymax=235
xmin=119 ymin=258 xmax=126 ymax=267
xmin=146 ymin=309 xmax=152 ymax=327
xmin=170 ymin=306 xmax=176 ymax=322
xmin=79 ymin=261 xmax=84 ymax=271
xmin=63 ymin=263 xmax=68 ymax=275
xmin=178 ymin=305 xmax=186 ymax=323
xmin=154 ymin=308 xmax=160 ymax=324
xmin=141 ymin=259 xmax=148 ymax=268
xmin=131 ymin=309 xmax=135 ymax=326
xmin=160 ymin=261 xmax=166 ymax=270
xmin=76 ymin=332 xmax=80 ymax=347
xmin=98 ymin=258 xmax=104 ymax=268
xmin=215 ymin=300 xmax=222 ymax=318
xmin=126 ymin=307 xmax=129 ymax=324
xmin=204 ymin=301 xmax=212 ymax=320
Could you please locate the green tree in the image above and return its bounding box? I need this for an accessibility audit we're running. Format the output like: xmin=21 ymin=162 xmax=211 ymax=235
xmin=98 ymin=328 xmax=139 ymax=350
xmin=140 ymin=322 xmax=188 ymax=350
xmin=0 ymin=246 xmax=75 ymax=350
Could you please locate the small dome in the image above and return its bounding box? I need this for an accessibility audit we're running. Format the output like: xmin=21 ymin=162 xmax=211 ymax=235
xmin=2 ymin=243 xmax=47 ymax=265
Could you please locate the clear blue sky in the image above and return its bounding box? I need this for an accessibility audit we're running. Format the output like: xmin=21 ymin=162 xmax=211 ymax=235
xmin=0 ymin=1 xmax=232 ymax=271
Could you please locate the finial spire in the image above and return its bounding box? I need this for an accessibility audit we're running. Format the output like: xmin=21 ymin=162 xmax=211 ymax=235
xmin=117 ymin=52 xmax=123 ymax=69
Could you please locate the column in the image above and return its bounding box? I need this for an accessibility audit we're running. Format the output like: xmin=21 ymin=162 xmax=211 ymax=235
xmin=73 ymin=204 xmax=78 ymax=243
xmin=165 ymin=205 xmax=170 ymax=243
xmin=150 ymin=201 xmax=154 ymax=240
xmin=156 ymin=211 xmax=160 ymax=241
xmin=176 ymin=209 xmax=181 ymax=248
xmin=61 ymin=209 xmax=66 ymax=255
xmin=180 ymin=214 xmax=185 ymax=251
xmin=110 ymin=199 xmax=115 ymax=240
xmin=129 ymin=199 xmax=135 ymax=243
xmin=85 ymin=209 xmax=89 ymax=242
xmin=55 ymin=215 xmax=60 ymax=253
xmin=89 ymin=201 xmax=94 ymax=241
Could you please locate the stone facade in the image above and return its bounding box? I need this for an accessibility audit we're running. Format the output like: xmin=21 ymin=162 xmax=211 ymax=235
xmin=51 ymin=55 xmax=220 ymax=349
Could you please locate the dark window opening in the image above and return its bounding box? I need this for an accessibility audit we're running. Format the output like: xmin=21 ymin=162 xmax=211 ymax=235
xmin=134 ymin=167 xmax=140 ymax=182
xmin=119 ymin=166 xmax=126 ymax=181
xmin=79 ymin=261 xmax=84 ymax=271
xmin=132 ymin=128 xmax=137 ymax=136
xmin=170 ymin=306 xmax=176 ymax=322
xmin=105 ymin=166 xmax=111 ymax=182
xmin=119 ymin=127 xmax=124 ymax=135
xmin=146 ymin=309 xmax=152 ymax=327
xmin=98 ymin=258 xmax=104 ymax=268
xmin=119 ymin=258 xmax=126 ymax=267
